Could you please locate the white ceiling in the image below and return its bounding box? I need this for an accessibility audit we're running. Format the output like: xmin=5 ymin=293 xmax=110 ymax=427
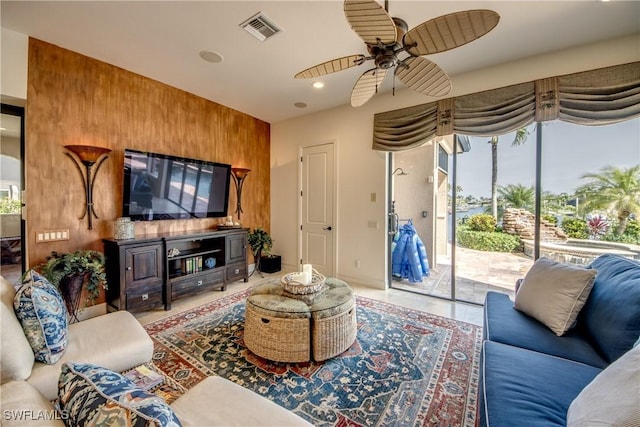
xmin=2 ymin=1 xmax=639 ymax=124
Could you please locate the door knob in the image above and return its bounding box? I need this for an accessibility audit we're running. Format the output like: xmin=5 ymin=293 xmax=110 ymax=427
xmin=323 ymin=226 xmax=332 ymax=231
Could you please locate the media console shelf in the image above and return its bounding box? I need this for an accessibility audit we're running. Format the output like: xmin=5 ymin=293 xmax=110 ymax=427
xmin=103 ymin=228 xmax=248 ymax=313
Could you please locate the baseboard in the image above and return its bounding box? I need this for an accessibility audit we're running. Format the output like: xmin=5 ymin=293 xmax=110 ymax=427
xmin=336 ymin=273 xmax=385 ymax=290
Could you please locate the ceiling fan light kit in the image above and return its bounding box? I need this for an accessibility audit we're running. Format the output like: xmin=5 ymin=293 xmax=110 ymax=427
xmin=295 ymin=0 xmax=500 ymax=107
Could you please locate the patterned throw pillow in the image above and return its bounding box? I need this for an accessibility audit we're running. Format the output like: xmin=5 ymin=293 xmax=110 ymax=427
xmin=14 ymin=270 xmax=68 ymax=364
xmin=58 ymin=362 xmax=182 ymax=427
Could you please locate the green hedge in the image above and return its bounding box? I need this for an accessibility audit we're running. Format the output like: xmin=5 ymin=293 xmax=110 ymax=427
xmin=467 ymin=214 xmax=497 ymax=232
xmin=561 ymin=217 xmax=588 ymax=239
xmin=456 ymin=228 xmax=521 ymax=252
xmin=0 ymin=199 xmax=21 ymax=214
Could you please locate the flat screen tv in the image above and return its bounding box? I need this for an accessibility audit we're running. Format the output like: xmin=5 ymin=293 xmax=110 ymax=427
xmin=122 ymin=149 xmax=231 ymax=221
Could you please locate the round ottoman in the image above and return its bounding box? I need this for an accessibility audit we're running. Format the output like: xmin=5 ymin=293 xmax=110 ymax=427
xmin=244 ymin=278 xmax=356 ymax=362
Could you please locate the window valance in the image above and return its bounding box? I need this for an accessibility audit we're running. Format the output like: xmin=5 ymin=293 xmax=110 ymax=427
xmin=373 ymin=61 xmax=640 ymax=151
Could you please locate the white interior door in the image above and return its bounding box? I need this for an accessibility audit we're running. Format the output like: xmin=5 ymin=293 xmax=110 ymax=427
xmin=300 ymin=142 xmax=335 ymax=276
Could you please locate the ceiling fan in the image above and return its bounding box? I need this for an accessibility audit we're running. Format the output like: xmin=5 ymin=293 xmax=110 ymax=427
xmin=294 ymin=0 xmax=500 ymax=107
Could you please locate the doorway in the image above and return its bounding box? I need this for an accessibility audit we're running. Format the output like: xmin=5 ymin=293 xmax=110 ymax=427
xmin=299 ymin=142 xmax=335 ymax=277
xmin=0 ymin=104 xmax=25 ymax=285
xmin=388 ymin=139 xmax=453 ymax=299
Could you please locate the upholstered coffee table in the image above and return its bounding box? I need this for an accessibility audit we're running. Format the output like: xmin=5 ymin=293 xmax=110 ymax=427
xmin=244 ymin=278 xmax=357 ymax=363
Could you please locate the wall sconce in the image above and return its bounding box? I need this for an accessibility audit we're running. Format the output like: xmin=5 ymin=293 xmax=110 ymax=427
xmin=65 ymin=145 xmax=111 ymax=230
xmin=230 ymin=167 xmax=251 ymax=220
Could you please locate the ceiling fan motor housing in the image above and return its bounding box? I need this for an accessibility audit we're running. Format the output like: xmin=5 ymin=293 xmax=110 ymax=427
xmin=367 ymin=41 xmax=400 ymax=69
xmin=375 ymin=50 xmax=398 ymax=69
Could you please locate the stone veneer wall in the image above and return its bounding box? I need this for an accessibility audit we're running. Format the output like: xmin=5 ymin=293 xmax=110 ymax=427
xmin=502 ymin=208 xmax=567 ymax=242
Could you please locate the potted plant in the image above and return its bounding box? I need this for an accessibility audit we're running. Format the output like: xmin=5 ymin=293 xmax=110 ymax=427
xmin=36 ymin=250 xmax=107 ymax=321
xmin=247 ymin=228 xmax=281 ymax=274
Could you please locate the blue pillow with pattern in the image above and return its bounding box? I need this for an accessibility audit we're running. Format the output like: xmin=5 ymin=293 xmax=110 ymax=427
xmin=58 ymin=362 xmax=182 ymax=427
xmin=14 ymin=270 xmax=68 ymax=364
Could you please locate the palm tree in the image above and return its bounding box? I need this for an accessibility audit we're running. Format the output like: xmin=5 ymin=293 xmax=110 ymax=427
xmin=488 ymin=127 xmax=531 ymax=219
xmin=498 ymin=184 xmax=535 ymax=209
xmin=575 ymin=165 xmax=640 ymax=235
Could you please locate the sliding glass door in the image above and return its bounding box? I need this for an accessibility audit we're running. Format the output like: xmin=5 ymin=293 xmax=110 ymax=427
xmin=388 ymin=118 xmax=639 ymax=304
xmin=0 ymin=104 xmax=25 ymax=285
xmin=538 ymin=119 xmax=640 ymax=267
xmin=452 ymin=129 xmax=536 ymax=304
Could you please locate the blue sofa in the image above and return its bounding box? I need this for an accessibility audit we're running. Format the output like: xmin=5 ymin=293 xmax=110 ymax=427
xmin=479 ymin=254 xmax=640 ymax=426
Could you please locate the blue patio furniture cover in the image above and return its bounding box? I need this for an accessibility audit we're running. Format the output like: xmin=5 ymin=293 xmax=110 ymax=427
xmin=392 ymin=220 xmax=429 ymax=283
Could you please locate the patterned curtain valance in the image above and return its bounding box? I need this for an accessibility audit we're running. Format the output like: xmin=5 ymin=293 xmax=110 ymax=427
xmin=373 ymin=61 xmax=640 ymax=151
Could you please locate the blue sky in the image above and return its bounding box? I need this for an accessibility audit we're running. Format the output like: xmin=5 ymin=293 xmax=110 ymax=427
xmin=455 ymin=118 xmax=640 ymax=199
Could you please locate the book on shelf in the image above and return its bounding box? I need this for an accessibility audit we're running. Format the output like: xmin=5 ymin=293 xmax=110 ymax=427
xmin=123 ymin=365 xmax=164 ymax=391
xmin=180 ymin=256 xmax=204 ymax=274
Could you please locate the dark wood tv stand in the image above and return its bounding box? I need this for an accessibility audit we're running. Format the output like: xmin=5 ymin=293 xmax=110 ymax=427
xmin=103 ymin=228 xmax=248 ymax=313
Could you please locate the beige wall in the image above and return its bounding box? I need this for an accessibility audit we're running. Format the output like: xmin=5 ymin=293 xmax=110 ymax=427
xmin=1 ymin=28 xmax=28 ymax=103
xmin=271 ymin=35 xmax=639 ymax=290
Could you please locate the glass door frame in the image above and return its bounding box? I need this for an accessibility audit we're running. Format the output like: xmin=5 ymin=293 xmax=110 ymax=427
xmin=1 ymin=103 xmax=26 ymax=275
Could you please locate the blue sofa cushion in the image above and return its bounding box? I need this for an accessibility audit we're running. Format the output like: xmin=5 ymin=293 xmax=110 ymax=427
xmin=581 ymin=254 xmax=640 ymax=363
xmin=479 ymin=341 xmax=602 ymax=427
xmin=484 ymin=291 xmax=608 ymax=368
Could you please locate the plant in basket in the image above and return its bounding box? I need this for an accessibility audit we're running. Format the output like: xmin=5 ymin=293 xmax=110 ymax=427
xmin=248 ymin=228 xmax=281 ymax=274
xmin=34 ymin=250 xmax=107 ymax=321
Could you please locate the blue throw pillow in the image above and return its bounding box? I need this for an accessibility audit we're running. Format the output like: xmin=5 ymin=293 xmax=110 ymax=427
xmin=58 ymin=362 xmax=182 ymax=427
xmin=14 ymin=270 xmax=68 ymax=364
xmin=582 ymin=254 xmax=640 ymax=363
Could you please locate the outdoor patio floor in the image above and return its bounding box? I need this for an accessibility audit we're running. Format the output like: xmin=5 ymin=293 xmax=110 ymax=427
xmin=391 ymin=246 xmax=534 ymax=304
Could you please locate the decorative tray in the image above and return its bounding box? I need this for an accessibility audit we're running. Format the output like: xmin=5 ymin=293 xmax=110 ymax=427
xmin=281 ymin=269 xmax=326 ymax=295
xmin=216 ymin=225 xmax=242 ymax=230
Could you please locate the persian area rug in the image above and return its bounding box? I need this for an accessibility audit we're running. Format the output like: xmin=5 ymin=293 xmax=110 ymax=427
xmin=144 ymin=288 xmax=482 ymax=427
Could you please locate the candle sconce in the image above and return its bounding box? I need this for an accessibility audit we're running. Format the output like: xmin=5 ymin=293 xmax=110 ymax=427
xmin=230 ymin=167 xmax=251 ymax=220
xmin=65 ymin=145 xmax=111 ymax=230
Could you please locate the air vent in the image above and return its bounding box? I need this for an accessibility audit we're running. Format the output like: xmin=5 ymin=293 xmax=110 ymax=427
xmin=240 ymin=12 xmax=282 ymax=41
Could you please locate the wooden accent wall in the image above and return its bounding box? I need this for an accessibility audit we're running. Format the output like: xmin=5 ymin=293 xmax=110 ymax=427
xmin=26 ymin=38 xmax=270 ymax=268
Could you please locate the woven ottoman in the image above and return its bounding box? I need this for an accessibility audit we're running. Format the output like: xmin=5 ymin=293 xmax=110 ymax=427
xmin=310 ymin=279 xmax=357 ymax=361
xmin=244 ymin=294 xmax=311 ymax=363
xmin=245 ymin=278 xmax=356 ymax=362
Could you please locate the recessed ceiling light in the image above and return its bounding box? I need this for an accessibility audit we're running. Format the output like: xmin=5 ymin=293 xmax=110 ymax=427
xmin=312 ymin=81 xmax=324 ymax=89
xmin=294 ymin=102 xmax=307 ymax=108
xmin=199 ymin=50 xmax=224 ymax=63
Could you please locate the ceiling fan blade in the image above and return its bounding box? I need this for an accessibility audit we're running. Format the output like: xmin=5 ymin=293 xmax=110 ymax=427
xmin=351 ymin=68 xmax=387 ymax=107
xmin=404 ymin=10 xmax=500 ymax=56
xmin=294 ymin=54 xmax=366 ymax=79
xmin=395 ymin=56 xmax=451 ymax=97
xmin=344 ymin=0 xmax=397 ymax=45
